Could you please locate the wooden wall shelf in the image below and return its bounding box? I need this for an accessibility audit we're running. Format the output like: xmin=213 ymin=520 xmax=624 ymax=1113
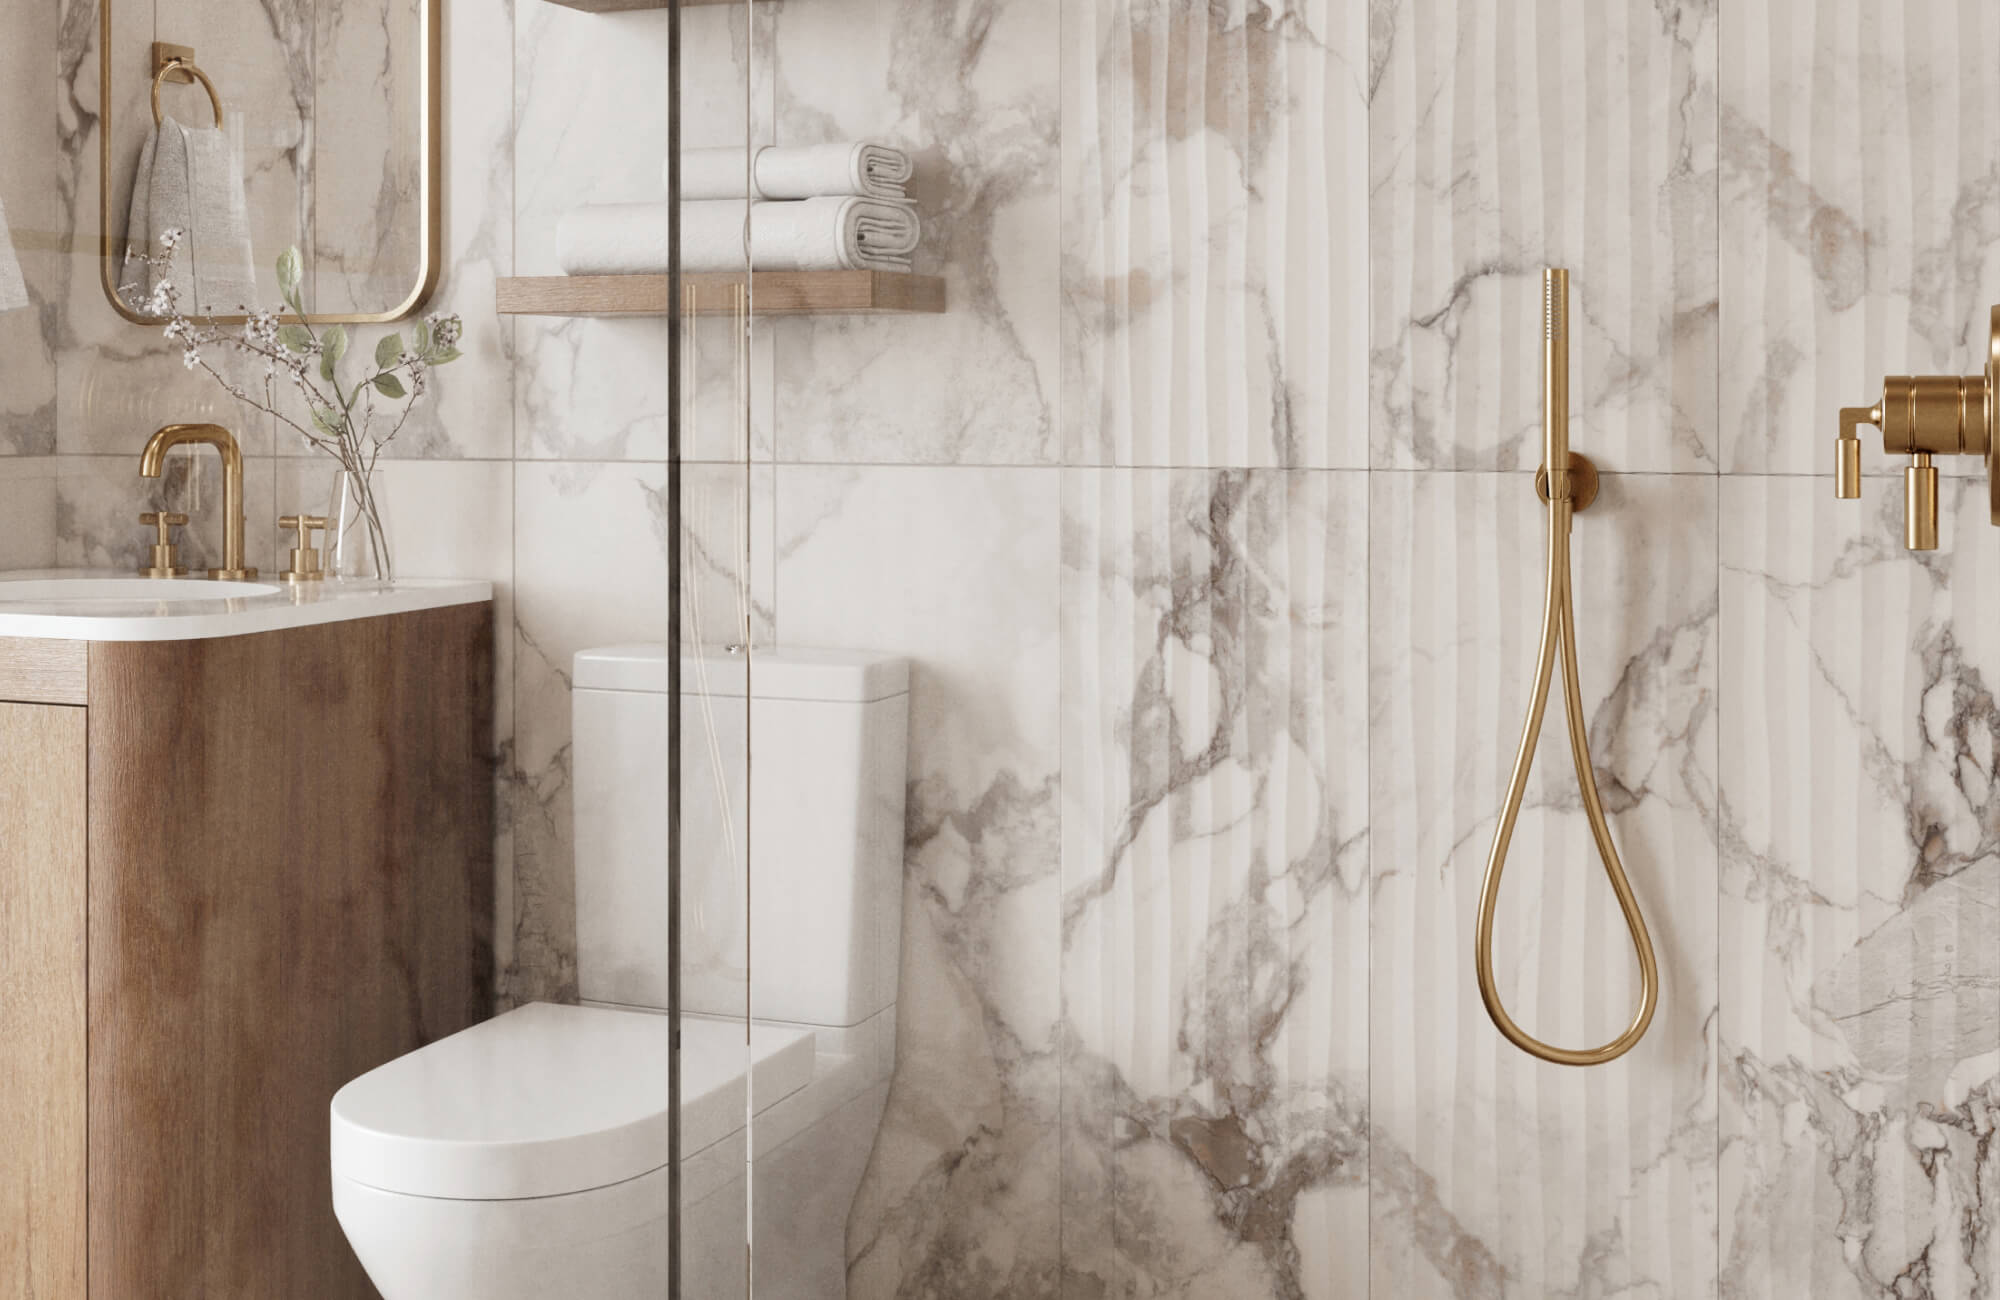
xmin=543 ymin=0 xmax=752 ymax=11
xmin=497 ymin=270 xmax=945 ymax=317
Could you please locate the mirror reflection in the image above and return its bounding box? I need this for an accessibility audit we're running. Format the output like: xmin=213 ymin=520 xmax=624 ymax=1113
xmin=101 ymin=0 xmax=435 ymax=323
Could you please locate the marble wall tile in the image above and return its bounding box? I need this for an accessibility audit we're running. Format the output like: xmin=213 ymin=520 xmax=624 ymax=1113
xmin=508 ymin=458 xmax=676 ymax=1005
xmin=1059 ymin=468 xmax=1370 ymax=1297
xmin=0 ymin=459 xmax=59 ymax=570
xmin=1370 ymin=0 xmax=1717 ymax=472
xmin=389 ymin=0 xmax=516 ymax=461
xmin=1060 ymin=0 xmax=1368 ymax=468
xmin=53 ymin=449 xmax=278 ymax=572
xmin=1719 ymin=0 xmax=2000 ymax=476
xmin=513 ymin=2 xmax=773 ymax=465
xmin=1369 ymin=471 xmax=1719 ymax=1298
xmin=1718 ymin=476 xmax=2000 ymax=1298
xmin=769 ymin=0 xmax=1060 ymax=465
xmin=770 ymin=464 xmax=1063 ymax=1297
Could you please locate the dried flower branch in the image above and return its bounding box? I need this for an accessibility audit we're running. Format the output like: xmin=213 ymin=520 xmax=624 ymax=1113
xmin=125 ymin=233 xmax=464 ymax=581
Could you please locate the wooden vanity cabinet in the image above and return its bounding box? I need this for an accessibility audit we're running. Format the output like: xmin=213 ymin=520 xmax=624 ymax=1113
xmin=0 ymin=603 xmax=494 ymax=1300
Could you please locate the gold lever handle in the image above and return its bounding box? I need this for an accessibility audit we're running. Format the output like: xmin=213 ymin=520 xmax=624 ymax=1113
xmin=1906 ymin=455 xmax=1939 ymax=550
xmin=138 ymin=511 xmax=189 ymax=579
xmin=279 ymin=514 xmax=327 ymax=583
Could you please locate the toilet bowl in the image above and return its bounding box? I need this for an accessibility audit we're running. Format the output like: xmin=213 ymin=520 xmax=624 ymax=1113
xmin=329 ymin=647 xmax=909 ymax=1298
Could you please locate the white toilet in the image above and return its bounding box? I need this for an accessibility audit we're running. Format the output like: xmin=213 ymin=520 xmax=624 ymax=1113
xmin=330 ymin=645 xmax=909 ymax=1300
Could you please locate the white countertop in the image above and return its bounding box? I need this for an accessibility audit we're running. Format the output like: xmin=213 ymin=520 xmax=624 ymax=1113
xmin=0 ymin=570 xmax=492 ymax=642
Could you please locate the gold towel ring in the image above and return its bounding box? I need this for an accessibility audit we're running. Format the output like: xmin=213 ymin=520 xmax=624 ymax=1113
xmin=151 ymin=58 xmax=223 ymax=128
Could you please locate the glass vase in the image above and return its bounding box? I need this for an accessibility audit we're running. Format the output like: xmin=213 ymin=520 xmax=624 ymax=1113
xmin=325 ymin=465 xmax=394 ymax=583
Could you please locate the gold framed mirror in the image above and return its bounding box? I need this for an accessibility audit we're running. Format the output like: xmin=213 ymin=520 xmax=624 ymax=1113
xmin=98 ymin=0 xmax=441 ymax=326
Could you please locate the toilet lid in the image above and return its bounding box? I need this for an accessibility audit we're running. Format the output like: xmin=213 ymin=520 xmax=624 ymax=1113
xmin=330 ymin=1003 xmax=815 ymax=1200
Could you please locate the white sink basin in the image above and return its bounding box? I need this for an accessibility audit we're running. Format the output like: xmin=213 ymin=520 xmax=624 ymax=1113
xmin=0 ymin=578 xmax=284 ymax=604
xmin=0 ymin=571 xmax=491 ymax=642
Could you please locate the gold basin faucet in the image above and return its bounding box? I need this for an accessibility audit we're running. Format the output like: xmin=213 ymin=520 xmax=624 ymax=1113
xmin=139 ymin=423 xmax=257 ymax=581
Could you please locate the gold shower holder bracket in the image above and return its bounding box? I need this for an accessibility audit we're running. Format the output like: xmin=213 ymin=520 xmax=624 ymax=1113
xmin=1835 ymin=304 xmax=2000 ymax=549
xmin=1534 ymin=452 xmax=1600 ymax=511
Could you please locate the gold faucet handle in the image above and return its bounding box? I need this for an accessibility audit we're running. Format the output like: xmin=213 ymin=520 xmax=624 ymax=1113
xmin=140 ymin=510 xmax=189 ymax=542
xmin=279 ymin=514 xmax=327 ymax=583
xmin=138 ymin=511 xmax=189 ymax=578
xmin=1836 ymin=406 xmax=1878 ymax=499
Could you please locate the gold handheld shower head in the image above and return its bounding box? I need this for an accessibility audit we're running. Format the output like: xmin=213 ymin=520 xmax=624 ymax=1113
xmin=1475 ymin=268 xmax=1659 ymax=1068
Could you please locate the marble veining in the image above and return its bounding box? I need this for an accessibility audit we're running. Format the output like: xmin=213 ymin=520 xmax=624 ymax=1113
xmin=1369 ymin=472 xmax=1720 ymax=1299
xmin=1061 ymin=0 xmax=1369 ymax=468
xmin=1719 ymin=477 xmax=2000 ymax=1299
xmin=1059 ymin=468 xmax=1370 ymax=1297
xmin=1369 ymin=0 xmax=1717 ymax=473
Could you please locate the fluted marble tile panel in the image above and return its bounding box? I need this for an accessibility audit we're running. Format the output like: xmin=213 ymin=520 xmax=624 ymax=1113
xmin=1059 ymin=468 xmax=1369 ymax=1296
xmin=1370 ymin=471 xmax=1719 ymax=1298
xmin=1060 ymin=0 xmax=1367 ymax=468
xmin=770 ymin=0 xmax=1059 ymax=465
xmin=770 ymin=465 xmax=1062 ymax=1297
xmin=1719 ymin=0 xmax=2000 ymax=475
xmin=1370 ymin=0 xmax=1717 ymax=471
xmin=1718 ymin=476 xmax=2000 ymax=1298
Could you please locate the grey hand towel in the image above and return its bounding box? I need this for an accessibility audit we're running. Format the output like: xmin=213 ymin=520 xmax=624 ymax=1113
xmin=119 ymin=116 xmax=258 ymax=316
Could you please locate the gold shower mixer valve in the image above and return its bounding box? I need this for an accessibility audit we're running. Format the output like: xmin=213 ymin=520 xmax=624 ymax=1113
xmin=1835 ymin=305 xmax=2000 ymax=550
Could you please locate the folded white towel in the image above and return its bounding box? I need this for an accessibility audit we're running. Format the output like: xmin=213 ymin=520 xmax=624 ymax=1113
xmin=674 ymin=143 xmax=914 ymax=202
xmin=0 ymin=197 xmax=26 ymax=313
xmin=119 ymin=116 xmax=257 ymax=316
xmin=557 ymin=198 xmax=920 ymax=276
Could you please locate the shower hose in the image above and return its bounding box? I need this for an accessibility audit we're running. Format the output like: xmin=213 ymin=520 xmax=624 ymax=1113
xmin=1473 ymin=268 xmax=1659 ymax=1067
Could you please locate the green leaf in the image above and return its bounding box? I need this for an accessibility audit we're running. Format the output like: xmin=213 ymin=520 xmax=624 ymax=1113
xmin=372 ymin=373 xmax=407 ymax=399
xmin=413 ymin=319 xmax=432 ymax=355
xmin=276 ymin=246 xmax=303 ymax=300
xmin=374 ymin=333 xmax=405 ymax=369
xmin=318 ymin=324 xmax=347 ymax=382
xmin=310 ymin=406 xmax=344 ymax=437
xmin=432 ymin=346 xmax=463 ymax=366
xmin=277 ymin=324 xmax=313 ymax=354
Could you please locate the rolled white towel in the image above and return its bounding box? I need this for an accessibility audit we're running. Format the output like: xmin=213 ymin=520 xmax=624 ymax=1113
xmin=673 ymin=143 xmax=914 ymax=202
xmin=557 ymin=198 xmax=920 ymax=276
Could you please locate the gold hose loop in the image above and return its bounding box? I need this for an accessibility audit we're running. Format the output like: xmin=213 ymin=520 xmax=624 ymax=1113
xmin=1474 ymin=269 xmax=1659 ymax=1067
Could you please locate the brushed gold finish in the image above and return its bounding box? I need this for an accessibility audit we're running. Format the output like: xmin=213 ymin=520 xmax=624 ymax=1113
xmin=138 ymin=511 xmax=189 ymax=578
xmin=1906 ymin=455 xmax=1940 ymax=550
xmin=149 ymin=52 xmax=222 ymax=128
xmin=1476 ymin=269 xmax=1659 ymax=1068
xmin=151 ymin=42 xmax=195 ymax=83
xmin=102 ymin=2 xmax=442 ymax=325
xmin=279 ymin=515 xmax=327 ymax=583
xmin=1534 ymin=453 xmax=1599 ymax=511
xmin=138 ymin=424 xmax=256 ymax=581
xmin=1839 ymin=306 xmax=2000 ymax=542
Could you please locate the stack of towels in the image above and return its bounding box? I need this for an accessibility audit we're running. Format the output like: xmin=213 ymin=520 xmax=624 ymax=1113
xmin=556 ymin=141 xmax=920 ymax=276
